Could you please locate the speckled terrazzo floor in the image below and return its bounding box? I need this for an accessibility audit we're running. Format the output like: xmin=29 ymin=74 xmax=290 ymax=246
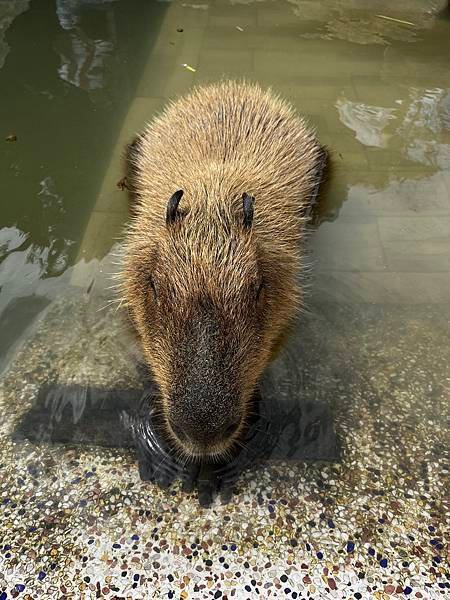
xmin=0 ymin=281 xmax=449 ymax=599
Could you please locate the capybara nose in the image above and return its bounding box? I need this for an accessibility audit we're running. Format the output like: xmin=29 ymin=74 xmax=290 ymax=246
xmin=169 ymin=416 xmax=240 ymax=449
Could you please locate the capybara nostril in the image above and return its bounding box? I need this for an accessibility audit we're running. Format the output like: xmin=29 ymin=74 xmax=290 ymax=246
xmin=223 ymin=420 xmax=240 ymax=438
xmin=168 ymin=412 xmax=240 ymax=450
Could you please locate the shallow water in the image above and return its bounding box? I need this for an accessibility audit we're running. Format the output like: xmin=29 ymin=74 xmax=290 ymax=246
xmin=1 ymin=0 xmax=449 ymax=598
xmin=10 ymin=292 xmax=340 ymax=506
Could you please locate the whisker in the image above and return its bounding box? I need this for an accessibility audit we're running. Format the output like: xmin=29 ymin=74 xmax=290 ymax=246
xmin=248 ymin=425 xmax=269 ymax=435
xmin=114 ymin=297 xmax=125 ymax=313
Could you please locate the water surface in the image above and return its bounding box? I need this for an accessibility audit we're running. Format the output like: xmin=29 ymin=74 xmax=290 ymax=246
xmin=1 ymin=0 xmax=449 ymax=491
xmin=0 ymin=2 xmax=449 ymax=594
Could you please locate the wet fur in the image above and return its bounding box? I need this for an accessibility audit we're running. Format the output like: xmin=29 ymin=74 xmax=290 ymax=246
xmin=119 ymin=81 xmax=326 ymax=458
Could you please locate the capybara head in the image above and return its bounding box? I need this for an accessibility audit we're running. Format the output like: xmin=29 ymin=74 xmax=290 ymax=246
xmin=122 ymin=190 xmax=300 ymax=459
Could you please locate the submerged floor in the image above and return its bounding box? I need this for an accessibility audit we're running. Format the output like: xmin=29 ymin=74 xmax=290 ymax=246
xmin=0 ymin=285 xmax=448 ymax=598
xmin=1 ymin=0 xmax=450 ymax=598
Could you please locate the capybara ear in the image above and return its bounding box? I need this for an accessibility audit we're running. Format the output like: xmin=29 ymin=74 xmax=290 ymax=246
xmin=166 ymin=190 xmax=184 ymax=225
xmin=242 ymin=193 xmax=255 ymax=230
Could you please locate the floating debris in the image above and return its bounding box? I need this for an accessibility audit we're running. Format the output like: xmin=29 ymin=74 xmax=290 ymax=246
xmin=375 ymin=14 xmax=416 ymax=26
xmin=116 ymin=176 xmax=129 ymax=191
xmin=5 ymin=133 xmax=17 ymax=142
xmin=181 ymin=3 xmax=208 ymax=9
xmin=86 ymin=278 xmax=95 ymax=295
xmin=177 ymin=28 xmax=184 ymax=33
xmin=236 ymin=26 xmax=244 ymax=32
xmin=182 ymin=63 xmax=196 ymax=73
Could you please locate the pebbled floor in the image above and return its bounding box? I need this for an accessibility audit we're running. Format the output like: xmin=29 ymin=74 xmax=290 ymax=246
xmin=0 ymin=290 xmax=448 ymax=599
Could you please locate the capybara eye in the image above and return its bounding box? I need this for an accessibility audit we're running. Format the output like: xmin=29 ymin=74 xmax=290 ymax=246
xmin=149 ymin=276 xmax=157 ymax=300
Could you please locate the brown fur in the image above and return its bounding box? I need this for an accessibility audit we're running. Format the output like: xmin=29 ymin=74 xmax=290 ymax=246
xmin=119 ymin=81 xmax=326 ymax=459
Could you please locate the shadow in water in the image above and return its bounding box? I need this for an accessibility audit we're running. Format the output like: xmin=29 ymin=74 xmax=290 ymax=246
xmin=308 ymin=151 xmax=347 ymax=226
xmin=438 ymin=1 xmax=450 ymax=20
xmin=11 ymin=139 xmax=340 ymax=506
xmin=13 ymin=344 xmax=340 ymax=507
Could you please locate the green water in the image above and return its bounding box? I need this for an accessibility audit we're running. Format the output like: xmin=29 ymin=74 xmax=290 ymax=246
xmin=0 ymin=0 xmax=167 ymax=365
xmin=1 ymin=1 xmax=449 ymax=378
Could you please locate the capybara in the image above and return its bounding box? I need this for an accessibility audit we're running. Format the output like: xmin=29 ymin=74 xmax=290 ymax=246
xmin=120 ymin=81 xmax=327 ymax=459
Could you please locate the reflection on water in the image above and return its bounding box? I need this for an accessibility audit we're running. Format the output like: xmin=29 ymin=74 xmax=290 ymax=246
xmin=233 ymin=0 xmax=443 ymax=44
xmin=399 ymin=87 xmax=450 ymax=168
xmin=0 ymin=1 xmax=30 ymax=69
xmin=336 ymin=98 xmax=397 ymax=147
xmin=55 ymin=0 xmax=119 ymax=94
xmin=56 ymin=0 xmax=119 ymax=30
xmin=336 ymin=86 xmax=450 ymax=168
